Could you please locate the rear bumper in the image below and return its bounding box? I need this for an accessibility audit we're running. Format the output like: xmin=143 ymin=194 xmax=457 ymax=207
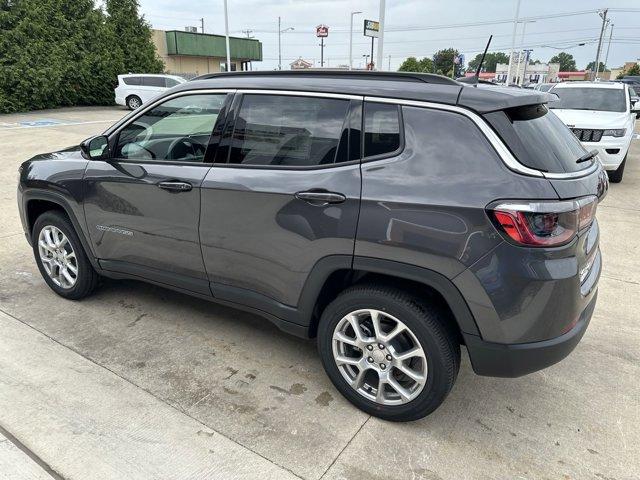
xmin=463 ymin=291 xmax=597 ymax=377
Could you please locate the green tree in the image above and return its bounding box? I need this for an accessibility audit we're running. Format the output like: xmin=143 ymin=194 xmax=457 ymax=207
xmin=433 ymin=48 xmax=460 ymax=77
xmin=618 ymin=64 xmax=640 ymax=79
xmin=549 ymin=52 xmax=577 ymax=72
xmin=398 ymin=56 xmax=434 ymax=73
xmin=585 ymin=61 xmax=608 ymax=72
xmin=467 ymin=52 xmax=509 ymax=73
xmin=105 ymin=0 xmax=163 ymax=74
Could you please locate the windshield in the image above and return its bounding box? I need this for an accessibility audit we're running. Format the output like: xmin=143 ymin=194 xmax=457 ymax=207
xmin=549 ymin=87 xmax=626 ymax=112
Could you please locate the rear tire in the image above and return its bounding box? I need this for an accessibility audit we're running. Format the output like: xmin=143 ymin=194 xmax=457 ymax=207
xmin=32 ymin=211 xmax=99 ymax=300
xmin=607 ymin=155 xmax=626 ymax=183
xmin=126 ymin=95 xmax=142 ymax=110
xmin=317 ymin=283 xmax=460 ymax=422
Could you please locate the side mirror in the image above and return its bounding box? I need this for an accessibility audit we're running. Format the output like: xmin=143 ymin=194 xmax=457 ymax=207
xmin=80 ymin=135 xmax=109 ymax=160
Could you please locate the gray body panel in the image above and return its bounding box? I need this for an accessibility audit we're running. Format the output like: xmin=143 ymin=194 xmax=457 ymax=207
xmin=83 ymin=161 xmax=210 ymax=284
xmin=201 ymin=163 xmax=361 ymax=306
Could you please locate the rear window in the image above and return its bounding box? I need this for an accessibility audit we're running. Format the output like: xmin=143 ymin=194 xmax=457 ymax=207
xmin=364 ymin=103 xmax=401 ymax=158
xmin=122 ymin=76 xmax=142 ymax=86
xmin=485 ymin=104 xmax=589 ymax=174
xmin=549 ymin=87 xmax=626 ymax=112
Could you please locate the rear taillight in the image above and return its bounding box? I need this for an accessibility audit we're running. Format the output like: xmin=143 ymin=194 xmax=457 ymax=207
xmin=489 ymin=196 xmax=598 ymax=247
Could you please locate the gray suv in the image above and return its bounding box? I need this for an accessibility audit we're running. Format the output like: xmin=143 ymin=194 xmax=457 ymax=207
xmin=17 ymin=72 xmax=607 ymax=421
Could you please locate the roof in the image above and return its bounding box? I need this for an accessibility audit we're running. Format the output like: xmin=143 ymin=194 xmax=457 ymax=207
xmin=176 ymin=70 xmax=552 ymax=114
xmin=552 ymin=81 xmax=624 ymax=90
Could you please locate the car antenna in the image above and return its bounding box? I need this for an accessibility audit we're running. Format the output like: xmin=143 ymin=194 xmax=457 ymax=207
xmin=473 ymin=35 xmax=493 ymax=87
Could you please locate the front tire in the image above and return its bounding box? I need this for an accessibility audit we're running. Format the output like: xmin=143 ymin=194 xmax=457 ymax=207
xmin=32 ymin=211 xmax=99 ymax=300
xmin=317 ymin=284 xmax=460 ymax=422
xmin=607 ymin=155 xmax=626 ymax=183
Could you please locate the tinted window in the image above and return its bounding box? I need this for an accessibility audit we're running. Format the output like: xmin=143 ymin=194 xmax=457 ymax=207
xmin=165 ymin=77 xmax=181 ymax=87
xmin=227 ymin=95 xmax=350 ymax=167
xmin=364 ymin=103 xmax=401 ymax=158
xmin=123 ymin=76 xmax=142 ymax=86
xmin=143 ymin=76 xmax=167 ymax=87
xmin=486 ymin=104 xmax=589 ymax=173
xmin=549 ymin=87 xmax=626 ymax=112
xmin=115 ymin=94 xmax=227 ymax=162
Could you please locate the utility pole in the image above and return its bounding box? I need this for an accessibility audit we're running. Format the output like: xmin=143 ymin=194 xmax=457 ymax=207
xmin=593 ymin=9 xmax=608 ymax=80
xmin=278 ymin=17 xmax=282 ymax=70
xmin=349 ymin=11 xmax=362 ymax=70
xmin=604 ymin=23 xmax=614 ymax=75
xmin=506 ymin=0 xmax=522 ymax=85
xmin=388 ymin=54 xmax=391 ymax=71
xmin=376 ymin=0 xmax=385 ymax=70
xmin=223 ymin=0 xmax=231 ymax=71
xmin=243 ymin=30 xmax=254 ymax=71
xmin=200 ymin=18 xmax=205 ymax=34
xmin=521 ymin=49 xmax=533 ymax=84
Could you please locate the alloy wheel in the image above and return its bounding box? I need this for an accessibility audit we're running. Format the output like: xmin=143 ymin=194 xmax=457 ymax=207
xmin=37 ymin=225 xmax=78 ymax=289
xmin=332 ymin=309 xmax=428 ymax=406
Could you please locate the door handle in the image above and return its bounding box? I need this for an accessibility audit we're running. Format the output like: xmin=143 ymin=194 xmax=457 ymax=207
xmin=295 ymin=190 xmax=346 ymax=205
xmin=158 ymin=181 xmax=192 ymax=192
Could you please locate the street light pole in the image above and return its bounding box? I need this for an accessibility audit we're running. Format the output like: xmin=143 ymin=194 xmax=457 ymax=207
xmin=593 ymin=9 xmax=608 ymax=80
xmin=515 ymin=20 xmax=535 ymax=86
xmin=506 ymin=0 xmax=522 ymax=85
xmin=349 ymin=11 xmax=362 ymax=70
xmin=277 ymin=18 xmax=294 ymax=71
xmin=223 ymin=0 xmax=231 ymax=71
xmin=376 ymin=0 xmax=385 ymax=70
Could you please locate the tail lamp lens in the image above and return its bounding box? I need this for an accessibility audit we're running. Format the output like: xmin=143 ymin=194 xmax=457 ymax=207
xmin=490 ymin=196 xmax=597 ymax=247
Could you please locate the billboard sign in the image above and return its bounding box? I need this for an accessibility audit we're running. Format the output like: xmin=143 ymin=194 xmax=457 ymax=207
xmin=316 ymin=24 xmax=329 ymax=38
xmin=364 ymin=19 xmax=380 ymax=38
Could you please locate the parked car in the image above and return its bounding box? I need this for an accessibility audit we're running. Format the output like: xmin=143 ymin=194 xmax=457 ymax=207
xmin=533 ymin=83 xmax=555 ymax=92
xmin=114 ymin=73 xmax=186 ymax=110
xmin=549 ymin=81 xmax=638 ymax=182
xmin=617 ymin=76 xmax=640 ymax=96
xmin=18 ymin=71 xmax=607 ymax=421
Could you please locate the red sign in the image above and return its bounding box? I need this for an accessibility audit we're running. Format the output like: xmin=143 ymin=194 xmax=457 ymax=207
xmin=316 ymin=24 xmax=329 ymax=38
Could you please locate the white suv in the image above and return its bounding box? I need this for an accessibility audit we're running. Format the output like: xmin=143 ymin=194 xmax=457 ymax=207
xmin=114 ymin=74 xmax=186 ymax=110
xmin=549 ymin=81 xmax=639 ymax=182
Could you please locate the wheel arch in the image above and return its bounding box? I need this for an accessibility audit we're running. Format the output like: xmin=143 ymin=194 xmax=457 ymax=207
xmin=22 ymin=191 xmax=100 ymax=271
xmin=301 ymin=256 xmax=480 ymax=339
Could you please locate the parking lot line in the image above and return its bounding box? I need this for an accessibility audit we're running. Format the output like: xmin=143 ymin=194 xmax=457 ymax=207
xmin=0 ymin=310 xmax=300 ymax=480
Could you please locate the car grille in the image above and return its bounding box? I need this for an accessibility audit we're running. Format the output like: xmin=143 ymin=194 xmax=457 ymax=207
xmin=570 ymin=128 xmax=603 ymax=142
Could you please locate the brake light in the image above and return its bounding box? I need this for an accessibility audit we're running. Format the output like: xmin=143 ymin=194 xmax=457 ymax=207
xmin=490 ymin=196 xmax=597 ymax=247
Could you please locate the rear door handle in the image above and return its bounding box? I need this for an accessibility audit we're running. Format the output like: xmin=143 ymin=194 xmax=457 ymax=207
xmin=158 ymin=181 xmax=193 ymax=192
xmin=295 ymin=190 xmax=346 ymax=205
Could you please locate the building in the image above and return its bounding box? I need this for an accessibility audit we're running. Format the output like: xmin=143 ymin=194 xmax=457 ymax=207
xmin=495 ymin=53 xmax=560 ymax=84
xmin=557 ymin=71 xmax=590 ymax=82
xmin=152 ymin=29 xmax=262 ymax=77
xmin=290 ymin=57 xmax=314 ymax=70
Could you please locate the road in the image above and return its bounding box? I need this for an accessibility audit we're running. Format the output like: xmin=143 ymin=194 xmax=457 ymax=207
xmin=0 ymin=106 xmax=638 ymax=480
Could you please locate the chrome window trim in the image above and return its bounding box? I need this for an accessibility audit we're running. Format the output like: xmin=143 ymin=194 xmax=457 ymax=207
xmin=365 ymin=96 xmax=545 ymax=178
xmin=103 ymin=87 xmax=598 ymax=180
xmin=237 ymin=89 xmax=362 ymax=101
xmin=104 ymin=88 xmax=237 ymax=137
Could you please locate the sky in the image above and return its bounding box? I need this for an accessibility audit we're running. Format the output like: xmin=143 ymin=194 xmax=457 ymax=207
xmin=138 ymin=0 xmax=640 ymax=71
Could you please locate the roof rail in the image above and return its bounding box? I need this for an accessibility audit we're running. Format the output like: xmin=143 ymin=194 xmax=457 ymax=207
xmin=190 ymin=70 xmax=461 ymax=86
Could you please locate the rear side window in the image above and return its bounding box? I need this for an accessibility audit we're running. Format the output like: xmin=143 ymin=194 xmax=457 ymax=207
xmin=122 ymin=76 xmax=142 ymax=86
xmin=165 ymin=77 xmax=180 ymax=88
xmin=364 ymin=103 xmax=401 ymax=158
xmin=143 ymin=76 xmax=166 ymax=87
xmin=485 ymin=104 xmax=588 ymax=173
xmin=226 ymin=94 xmax=350 ymax=167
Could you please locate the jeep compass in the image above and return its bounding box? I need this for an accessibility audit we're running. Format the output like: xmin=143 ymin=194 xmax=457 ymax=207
xmin=17 ymin=71 xmax=607 ymax=421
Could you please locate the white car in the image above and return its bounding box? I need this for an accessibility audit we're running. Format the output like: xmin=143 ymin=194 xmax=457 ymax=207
xmin=114 ymin=74 xmax=186 ymax=110
xmin=549 ymin=81 xmax=639 ymax=182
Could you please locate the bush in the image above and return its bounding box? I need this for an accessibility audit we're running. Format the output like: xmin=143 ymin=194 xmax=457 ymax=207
xmin=0 ymin=0 xmax=163 ymax=113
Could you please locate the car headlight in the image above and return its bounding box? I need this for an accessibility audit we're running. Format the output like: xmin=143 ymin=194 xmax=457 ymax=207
xmin=603 ymin=128 xmax=626 ymax=137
